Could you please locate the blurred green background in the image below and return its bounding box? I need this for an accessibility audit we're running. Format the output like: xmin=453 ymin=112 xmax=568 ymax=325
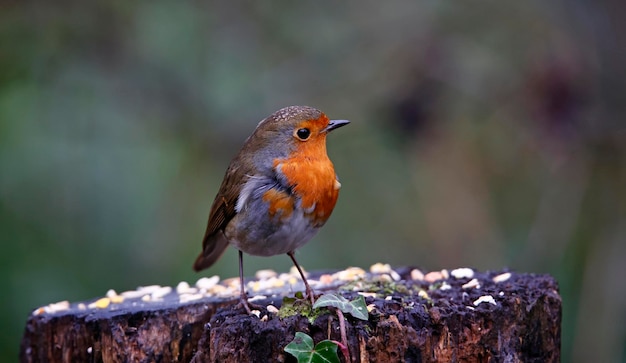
xmin=2 ymin=1 xmax=625 ymax=362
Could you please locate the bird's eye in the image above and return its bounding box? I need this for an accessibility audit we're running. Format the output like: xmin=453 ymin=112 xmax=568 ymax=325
xmin=295 ymin=128 xmax=311 ymax=140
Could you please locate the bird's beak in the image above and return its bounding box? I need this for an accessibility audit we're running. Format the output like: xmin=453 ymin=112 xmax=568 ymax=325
xmin=324 ymin=119 xmax=350 ymax=133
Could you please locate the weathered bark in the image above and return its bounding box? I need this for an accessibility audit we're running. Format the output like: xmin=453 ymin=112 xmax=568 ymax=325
xmin=20 ymin=269 xmax=561 ymax=362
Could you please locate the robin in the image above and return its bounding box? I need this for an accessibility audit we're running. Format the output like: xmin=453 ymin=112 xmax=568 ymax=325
xmin=193 ymin=105 xmax=349 ymax=312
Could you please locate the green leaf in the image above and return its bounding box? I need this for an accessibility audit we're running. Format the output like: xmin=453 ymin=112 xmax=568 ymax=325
xmin=285 ymin=332 xmax=314 ymax=361
xmin=284 ymin=332 xmax=340 ymax=363
xmin=310 ymin=341 xmax=340 ymax=363
xmin=313 ymin=293 xmax=369 ymax=321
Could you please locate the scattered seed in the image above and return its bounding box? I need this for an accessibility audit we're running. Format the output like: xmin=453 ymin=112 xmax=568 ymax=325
xmin=334 ymin=267 xmax=366 ymax=281
xmin=370 ymin=264 xmax=401 ymax=281
xmin=266 ymin=305 xmax=279 ymax=314
xmin=473 ymin=295 xmax=497 ymax=306
xmin=290 ymin=265 xmax=307 ymax=277
xmin=391 ymin=270 xmax=401 ymax=281
xmin=250 ymin=310 xmax=261 ymax=318
xmin=357 ymin=292 xmax=377 ymax=298
xmin=450 ymin=268 xmax=474 ymax=279
xmin=136 ymin=285 xmax=161 ymax=294
xmin=196 ymin=276 xmax=220 ymax=290
xmin=250 ymin=281 xmax=262 ymax=292
xmin=424 ymin=271 xmax=444 ymax=282
xmin=210 ymin=285 xmax=233 ymax=297
xmin=91 ymin=298 xmax=110 ymax=309
xmin=179 ymin=294 xmax=203 ymax=303
xmin=33 ymin=300 xmax=71 ymax=315
xmin=492 ymin=272 xmax=511 ymax=283
xmin=411 ymin=269 xmax=424 ymax=281
xmin=119 ymin=285 xmax=161 ymax=300
xmin=462 ymin=279 xmax=480 ymax=289
xmin=319 ymin=274 xmax=334 ymax=285
xmin=248 ymin=295 xmax=267 ymax=302
xmin=120 ymin=290 xmax=148 ymax=299
xmin=176 ymin=281 xmax=193 ymax=294
xmin=251 ymin=277 xmax=286 ymax=292
xmin=104 ymin=290 xmax=124 ymax=304
xmin=370 ymin=263 xmax=392 ymax=274
xmin=151 ymin=286 xmax=172 ymax=300
xmin=255 ymin=269 xmax=277 ymax=280
xmin=441 ymin=269 xmax=449 ymax=279
xmin=223 ymin=277 xmax=241 ymax=289
xmin=49 ymin=300 xmax=70 ymax=312
xmin=110 ymin=295 xmax=124 ymax=304
xmin=176 ymin=281 xmax=198 ymax=294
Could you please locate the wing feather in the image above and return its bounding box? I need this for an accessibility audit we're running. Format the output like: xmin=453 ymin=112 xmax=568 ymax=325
xmin=193 ymin=161 xmax=250 ymax=271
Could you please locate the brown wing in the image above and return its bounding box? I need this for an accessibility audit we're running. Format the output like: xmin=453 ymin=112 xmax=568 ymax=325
xmin=193 ymin=160 xmax=249 ymax=272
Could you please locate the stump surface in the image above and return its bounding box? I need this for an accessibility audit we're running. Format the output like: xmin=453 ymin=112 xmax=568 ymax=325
xmin=20 ymin=267 xmax=561 ymax=363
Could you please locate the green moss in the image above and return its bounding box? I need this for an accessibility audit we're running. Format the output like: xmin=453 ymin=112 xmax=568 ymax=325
xmin=339 ymin=277 xmax=414 ymax=297
xmin=362 ymin=325 xmax=373 ymax=335
xmin=428 ymin=282 xmax=442 ymax=290
xmin=278 ymin=296 xmax=326 ymax=324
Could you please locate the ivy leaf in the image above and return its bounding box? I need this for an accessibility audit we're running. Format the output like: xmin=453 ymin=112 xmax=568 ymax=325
xmin=313 ymin=293 xmax=369 ymax=321
xmin=284 ymin=332 xmax=340 ymax=363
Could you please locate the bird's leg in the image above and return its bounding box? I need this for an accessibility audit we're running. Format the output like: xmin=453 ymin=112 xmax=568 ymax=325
xmin=237 ymin=250 xmax=253 ymax=314
xmin=287 ymin=251 xmax=316 ymax=305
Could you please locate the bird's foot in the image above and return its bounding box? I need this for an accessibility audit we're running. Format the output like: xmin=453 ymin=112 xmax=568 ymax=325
xmin=306 ymin=289 xmax=317 ymax=305
xmin=236 ymin=293 xmax=263 ymax=315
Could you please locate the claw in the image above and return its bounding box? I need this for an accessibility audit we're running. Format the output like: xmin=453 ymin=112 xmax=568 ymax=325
xmin=238 ymin=292 xmax=253 ymax=314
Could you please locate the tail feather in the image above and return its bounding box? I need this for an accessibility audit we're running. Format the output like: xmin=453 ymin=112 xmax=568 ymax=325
xmin=193 ymin=232 xmax=230 ymax=271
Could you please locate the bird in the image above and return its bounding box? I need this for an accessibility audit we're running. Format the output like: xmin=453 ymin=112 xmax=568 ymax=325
xmin=193 ymin=105 xmax=349 ymax=313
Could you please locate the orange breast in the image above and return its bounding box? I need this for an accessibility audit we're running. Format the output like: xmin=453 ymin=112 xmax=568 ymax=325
xmin=275 ymin=155 xmax=340 ymax=227
xmin=262 ymin=188 xmax=294 ymax=219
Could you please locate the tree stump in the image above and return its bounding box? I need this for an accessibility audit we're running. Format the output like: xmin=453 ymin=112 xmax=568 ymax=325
xmin=20 ymin=266 xmax=561 ymax=362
